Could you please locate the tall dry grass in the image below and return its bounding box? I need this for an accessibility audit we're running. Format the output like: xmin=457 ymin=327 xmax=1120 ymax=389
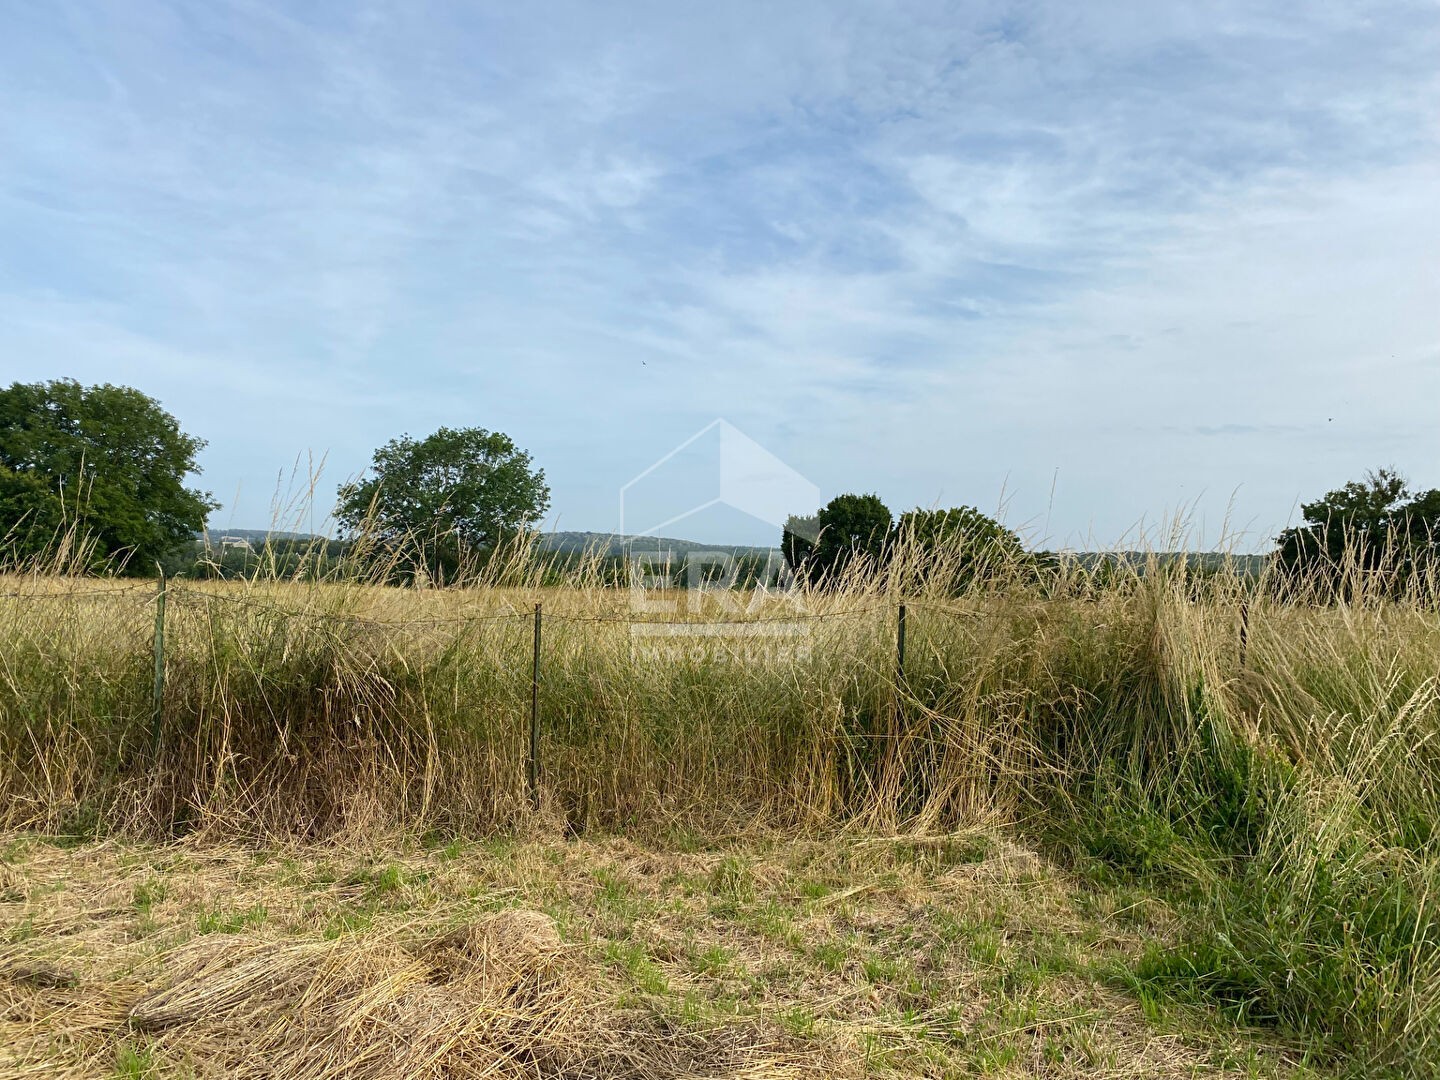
xmin=3 ymin=531 xmax=1440 ymax=1070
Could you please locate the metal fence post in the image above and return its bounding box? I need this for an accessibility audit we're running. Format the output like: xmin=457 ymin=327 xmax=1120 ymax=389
xmin=894 ymin=601 xmax=907 ymax=728
xmin=896 ymin=601 xmax=907 ymax=681
xmin=150 ymin=572 xmax=167 ymax=753
xmin=1238 ymin=597 xmax=1249 ymax=669
xmin=528 ymin=602 xmax=542 ymax=809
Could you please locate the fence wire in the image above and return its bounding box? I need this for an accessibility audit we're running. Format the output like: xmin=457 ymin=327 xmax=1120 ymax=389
xmin=0 ymin=583 xmax=154 ymax=601
xmin=3 ymin=582 xmax=1263 ymax=811
xmin=542 ymin=603 xmax=888 ymax=626
xmin=166 ymin=586 xmax=532 ymax=628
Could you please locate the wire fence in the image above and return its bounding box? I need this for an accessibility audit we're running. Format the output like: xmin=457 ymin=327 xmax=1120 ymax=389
xmin=0 ymin=579 xmax=1258 ymax=808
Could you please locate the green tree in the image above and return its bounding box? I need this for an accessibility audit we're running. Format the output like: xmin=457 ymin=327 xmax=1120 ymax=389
xmin=892 ymin=506 xmax=1024 ymax=592
xmin=796 ymin=493 xmax=892 ymax=586
xmin=336 ymin=427 xmax=550 ymax=581
xmin=0 ymin=379 xmax=216 ymax=572
xmin=1276 ymin=468 xmax=1440 ymax=595
xmin=781 ymin=512 xmax=820 ymax=575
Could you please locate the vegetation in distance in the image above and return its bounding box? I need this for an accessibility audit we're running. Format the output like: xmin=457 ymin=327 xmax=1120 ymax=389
xmin=7 ymin=378 xmax=1437 ymax=596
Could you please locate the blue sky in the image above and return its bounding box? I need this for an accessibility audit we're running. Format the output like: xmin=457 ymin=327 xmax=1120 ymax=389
xmin=3 ymin=1 xmax=1438 ymax=549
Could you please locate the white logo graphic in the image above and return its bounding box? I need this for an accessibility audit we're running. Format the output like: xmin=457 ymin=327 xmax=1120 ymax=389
xmin=619 ymin=419 xmax=819 ymax=662
xmin=619 ymin=419 xmax=818 ymax=540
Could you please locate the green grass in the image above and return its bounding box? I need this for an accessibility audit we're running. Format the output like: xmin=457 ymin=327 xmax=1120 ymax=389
xmin=2 ymin=832 xmax=1332 ymax=1078
xmin=196 ymin=904 xmax=268 ymax=934
xmin=605 ymin=939 xmax=670 ymax=996
xmin=112 ymin=1040 xmax=157 ymax=1079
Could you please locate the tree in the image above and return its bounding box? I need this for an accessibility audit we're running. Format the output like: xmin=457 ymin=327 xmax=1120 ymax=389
xmin=336 ymin=427 xmax=550 ymax=581
xmin=0 ymin=379 xmax=216 ymax=572
xmin=781 ymin=513 xmax=819 ymax=575
xmin=0 ymin=468 xmax=65 ymax=553
xmin=1275 ymin=468 xmax=1440 ymax=595
xmin=892 ymin=506 xmax=1024 ymax=592
xmin=794 ymin=493 xmax=892 ymax=586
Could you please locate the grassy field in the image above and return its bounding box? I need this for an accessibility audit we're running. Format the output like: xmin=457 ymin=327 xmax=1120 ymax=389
xmin=2 ymin=829 xmax=1323 ymax=1079
xmin=2 ymin=548 xmax=1439 ymax=1076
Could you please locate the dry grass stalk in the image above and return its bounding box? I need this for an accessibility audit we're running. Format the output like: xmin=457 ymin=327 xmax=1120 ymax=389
xmin=3 ymin=907 xmax=832 ymax=1080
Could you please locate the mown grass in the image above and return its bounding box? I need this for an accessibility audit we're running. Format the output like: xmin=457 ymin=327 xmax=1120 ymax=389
xmin=1 ymin=537 xmax=1439 ymax=1073
xmin=0 ymin=832 xmax=1324 ymax=1078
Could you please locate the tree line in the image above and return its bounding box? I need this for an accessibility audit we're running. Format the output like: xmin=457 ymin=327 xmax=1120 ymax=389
xmin=3 ymin=378 xmax=1438 ymax=594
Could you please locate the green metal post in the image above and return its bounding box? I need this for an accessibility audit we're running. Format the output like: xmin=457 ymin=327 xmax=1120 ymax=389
xmin=151 ymin=572 xmax=167 ymax=753
xmin=528 ymin=603 xmax=542 ymax=809
xmin=890 ymin=601 xmax=908 ymax=753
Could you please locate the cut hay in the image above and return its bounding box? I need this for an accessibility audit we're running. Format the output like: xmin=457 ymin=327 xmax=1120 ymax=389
xmin=113 ymin=909 xmax=832 ymax=1079
xmin=0 ymin=835 xmax=1322 ymax=1079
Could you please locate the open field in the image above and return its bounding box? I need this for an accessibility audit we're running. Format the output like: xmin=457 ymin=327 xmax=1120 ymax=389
xmin=3 ymin=555 xmax=1440 ymax=1075
xmin=1 ymin=829 xmax=1323 ymax=1079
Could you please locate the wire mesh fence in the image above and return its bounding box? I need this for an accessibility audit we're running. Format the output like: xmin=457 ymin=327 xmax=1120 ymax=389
xmin=0 ymin=578 xmax=1265 ymax=834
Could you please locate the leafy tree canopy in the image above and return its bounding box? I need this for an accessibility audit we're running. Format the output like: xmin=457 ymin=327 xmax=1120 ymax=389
xmin=0 ymin=379 xmax=215 ymax=572
xmin=782 ymin=497 xmax=1024 ymax=591
xmin=790 ymin=493 xmax=892 ymax=585
xmin=1276 ymin=468 xmax=1440 ymax=593
xmin=893 ymin=506 xmax=1024 ymax=590
xmin=336 ymin=427 xmax=550 ymax=579
xmin=781 ymin=512 xmax=819 ymax=574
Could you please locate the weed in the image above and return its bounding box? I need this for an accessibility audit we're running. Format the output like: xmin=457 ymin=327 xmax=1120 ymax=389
xmin=132 ymin=878 xmax=167 ymax=915
xmin=779 ymin=1006 xmax=817 ymax=1038
xmin=112 ymin=1041 xmax=156 ymax=1079
xmin=604 ymin=939 xmax=668 ymax=995
xmin=691 ymin=943 xmax=734 ymax=975
xmin=196 ymin=904 xmax=268 ymax=934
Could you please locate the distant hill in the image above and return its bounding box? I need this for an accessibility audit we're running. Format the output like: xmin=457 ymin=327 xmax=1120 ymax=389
xmin=198 ymin=528 xmax=319 ymax=543
xmin=192 ymin=529 xmax=1270 ymax=575
xmin=1053 ymin=551 xmax=1270 ymax=576
xmin=193 ymin=529 xmax=780 ymax=559
xmin=536 ymin=531 xmax=779 ymax=559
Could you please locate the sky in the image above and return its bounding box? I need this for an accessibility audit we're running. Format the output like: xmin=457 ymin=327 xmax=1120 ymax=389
xmin=2 ymin=1 xmax=1438 ymax=550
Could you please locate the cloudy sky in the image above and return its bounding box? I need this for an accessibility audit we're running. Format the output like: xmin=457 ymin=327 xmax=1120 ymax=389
xmin=3 ymin=1 xmax=1437 ymax=549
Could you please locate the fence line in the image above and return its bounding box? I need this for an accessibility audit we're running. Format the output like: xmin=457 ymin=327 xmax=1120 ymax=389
xmin=165 ymin=586 xmax=531 ymax=628
xmin=0 ymin=581 xmax=892 ymax=627
xmin=0 ymin=584 xmax=155 ymax=600
xmin=542 ymin=603 xmax=887 ymax=625
xmin=4 ymin=583 xmax=1261 ymax=808
xmin=904 ymin=601 xmax=991 ymax=620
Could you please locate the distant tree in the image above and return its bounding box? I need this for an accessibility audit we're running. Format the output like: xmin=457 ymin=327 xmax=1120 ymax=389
xmin=781 ymin=513 xmax=820 ymax=576
xmin=0 ymin=379 xmax=216 ymax=572
xmin=336 ymin=427 xmax=550 ymax=582
xmin=796 ymin=493 xmax=892 ymax=586
xmin=1275 ymin=468 xmax=1440 ymax=595
xmin=892 ymin=506 xmax=1024 ymax=592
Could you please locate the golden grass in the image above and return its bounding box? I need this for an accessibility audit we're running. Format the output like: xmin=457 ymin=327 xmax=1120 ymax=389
xmin=0 ymin=832 xmax=1318 ymax=1079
